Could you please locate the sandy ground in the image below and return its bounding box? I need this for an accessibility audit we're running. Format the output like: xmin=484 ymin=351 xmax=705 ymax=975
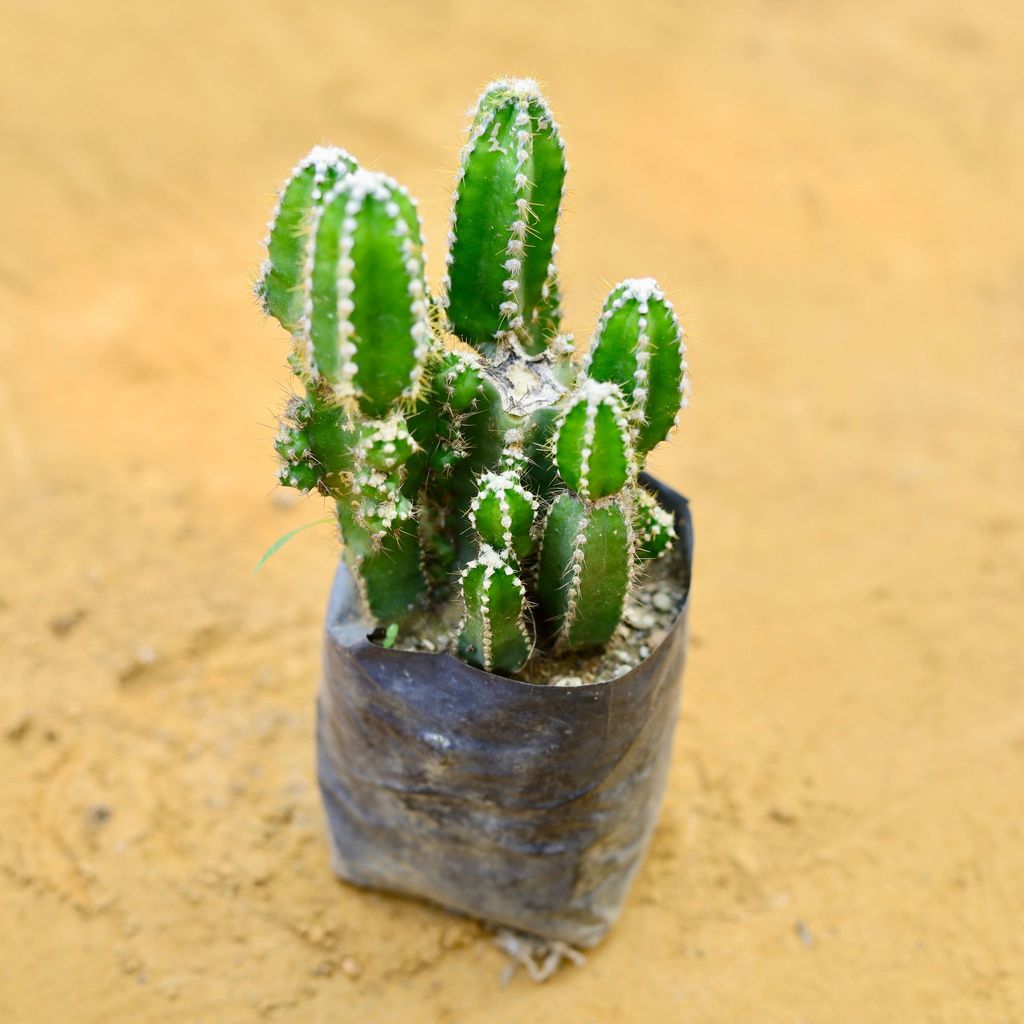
xmin=2 ymin=0 xmax=1023 ymax=1020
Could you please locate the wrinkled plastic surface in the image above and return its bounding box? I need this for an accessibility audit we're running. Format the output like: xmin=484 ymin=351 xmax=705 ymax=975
xmin=316 ymin=478 xmax=692 ymax=947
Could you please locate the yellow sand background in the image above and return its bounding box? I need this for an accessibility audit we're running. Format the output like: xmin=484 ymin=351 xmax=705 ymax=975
xmin=2 ymin=0 xmax=1022 ymax=1020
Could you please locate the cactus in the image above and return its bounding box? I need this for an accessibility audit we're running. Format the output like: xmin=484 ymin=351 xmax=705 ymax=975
xmin=259 ymin=80 xmax=689 ymax=675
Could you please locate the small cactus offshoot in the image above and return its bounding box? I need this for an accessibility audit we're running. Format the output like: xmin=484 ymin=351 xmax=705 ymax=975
xmin=258 ymin=78 xmax=689 ymax=676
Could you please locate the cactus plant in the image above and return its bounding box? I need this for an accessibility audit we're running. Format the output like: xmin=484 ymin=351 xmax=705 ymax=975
xmin=258 ymin=77 xmax=689 ymax=676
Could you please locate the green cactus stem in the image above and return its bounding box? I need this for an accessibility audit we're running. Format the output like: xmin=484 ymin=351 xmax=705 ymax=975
xmin=458 ymin=465 xmax=538 ymax=669
xmin=302 ymin=169 xmax=430 ymax=412
xmin=443 ymin=78 xmax=566 ymax=355
xmin=457 ymin=545 xmax=532 ymax=673
xmin=537 ymin=492 xmax=632 ymax=652
xmin=336 ymin=499 xmax=427 ymax=620
xmin=258 ymin=146 xmax=359 ymax=336
xmin=633 ymin=486 xmax=676 ymax=561
xmin=585 ymin=278 xmax=688 ymax=455
xmin=535 ymin=379 xmax=636 ymax=650
xmin=534 ymin=270 xmax=564 ymax=345
xmin=469 ymin=469 xmax=538 ymax=562
xmin=350 ymin=414 xmax=418 ymax=544
xmin=439 ymin=357 xmax=486 ymax=425
xmin=401 ymin=350 xmax=471 ymax=499
xmin=275 ymin=387 xmax=355 ymax=496
xmin=552 ymin=379 xmax=633 ymax=500
xmin=273 ymin=167 xmax=434 ymax=615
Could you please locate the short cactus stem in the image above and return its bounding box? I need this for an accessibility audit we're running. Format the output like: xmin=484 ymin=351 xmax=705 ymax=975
xmin=457 ymin=545 xmax=532 ymax=674
xmin=350 ymin=413 xmax=418 ymax=543
xmin=350 ymin=471 xmax=416 ymax=546
xmin=537 ymin=492 xmax=632 ymax=651
xmin=585 ymin=278 xmax=688 ymax=455
xmin=633 ymin=486 xmax=676 ymax=561
xmin=537 ymin=378 xmax=638 ymax=650
xmin=469 ymin=469 xmax=538 ymax=562
xmin=443 ymin=78 xmax=566 ymax=355
xmin=276 ymin=459 xmax=320 ymax=494
xmin=257 ymin=146 xmax=359 ymax=336
xmin=275 ymin=388 xmax=355 ymax=497
xmin=552 ymin=379 xmax=633 ymax=501
xmin=356 ymin=413 xmax=417 ymax=473
xmin=335 ymin=499 xmax=427 ymax=620
xmin=459 ymin=463 xmax=537 ymax=667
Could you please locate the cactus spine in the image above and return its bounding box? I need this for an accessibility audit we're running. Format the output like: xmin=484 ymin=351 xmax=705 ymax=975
xmin=261 ymin=80 xmax=690 ymax=675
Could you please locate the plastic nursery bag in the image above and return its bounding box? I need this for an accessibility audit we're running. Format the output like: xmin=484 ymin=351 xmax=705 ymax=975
xmin=317 ymin=478 xmax=692 ymax=947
